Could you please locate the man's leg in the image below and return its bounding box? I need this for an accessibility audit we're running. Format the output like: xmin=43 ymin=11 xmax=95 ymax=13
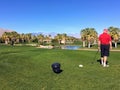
xmin=101 ymin=57 xmax=104 ymax=65
xmin=100 ymin=45 xmax=104 ymax=66
xmin=103 ymin=45 xmax=110 ymax=67
xmin=103 ymin=56 xmax=107 ymax=67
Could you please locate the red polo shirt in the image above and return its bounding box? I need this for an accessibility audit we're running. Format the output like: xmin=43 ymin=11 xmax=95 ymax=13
xmin=99 ymin=33 xmax=111 ymax=45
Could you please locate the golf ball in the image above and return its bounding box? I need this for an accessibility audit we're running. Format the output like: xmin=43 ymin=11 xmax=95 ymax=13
xmin=79 ymin=64 xmax=83 ymax=67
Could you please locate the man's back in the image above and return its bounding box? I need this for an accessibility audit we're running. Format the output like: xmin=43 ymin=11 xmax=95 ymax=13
xmin=99 ymin=33 xmax=111 ymax=45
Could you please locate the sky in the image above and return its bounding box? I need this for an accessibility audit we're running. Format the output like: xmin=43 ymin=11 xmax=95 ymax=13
xmin=0 ymin=0 xmax=120 ymax=37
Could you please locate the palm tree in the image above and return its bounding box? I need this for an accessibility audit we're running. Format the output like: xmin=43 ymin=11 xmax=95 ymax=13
xmin=80 ymin=29 xmax=87 ymax=47
xmin=67 ymin=36 xmax=76 ymax=44
xmin=25 ymin=33 xmax=32 ymax=43
xmin=19 ymin=33 xmax=26 ymax=43
xmin=108 ymin=26 xmax=120 ymax=48
xmin=10 ymin=31 xmax=20 ymax=45
xmin=37 ymin=34 xmax=44 ymax=45
xmin=1 ymin=31 xmax=20 ymax=45
xmin=2 ymin=32 xmax=10 ymax=44
xmin=61 ymin=33 xmax=67 ymax=45
xmin=47 ymin=34 xmax=52 ymax=44
xmin=80 ymin=28 xmax=98 ymax=48
xmin=54 ymin=33 xmax=68 ymax=45
xmin=54 ymin=34 xmax=62 ymax=44
xmin=89 ymin=28 xmax=98 ymax=45
xmin=43 ymin=35 xmax=52 ymax=44
xmin=31 ymin=35 xmax=38 ymax=43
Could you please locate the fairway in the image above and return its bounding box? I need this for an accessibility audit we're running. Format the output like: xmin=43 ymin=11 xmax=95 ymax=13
xmin=0 ymin=45 xmax=120 ymax=90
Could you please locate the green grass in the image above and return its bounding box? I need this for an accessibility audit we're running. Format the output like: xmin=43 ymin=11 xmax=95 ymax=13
xmin=0 ymin=45 xmax=120 ymax=90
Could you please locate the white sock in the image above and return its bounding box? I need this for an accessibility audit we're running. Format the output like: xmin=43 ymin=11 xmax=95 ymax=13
xmin=103 ymin=62 xmax=106 ymax=67
xmin=101 ymin=60 xmax=104 ymax=65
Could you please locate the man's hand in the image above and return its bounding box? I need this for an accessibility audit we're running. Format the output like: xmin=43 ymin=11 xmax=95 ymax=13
xmin=98 ymin=47 xmax=100 ymax=51
xmin=110 ymin=46 xmax=112 ymax=50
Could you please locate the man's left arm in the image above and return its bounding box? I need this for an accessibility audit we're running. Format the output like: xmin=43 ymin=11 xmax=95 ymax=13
xmin=109 ymin=41 xmax=112 ymax=50
xmin=109 ymin=35 xmax=112 ymax=49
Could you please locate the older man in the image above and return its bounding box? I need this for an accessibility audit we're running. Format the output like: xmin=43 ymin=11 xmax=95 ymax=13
xmin=98 ymin=29 xmax=112 ymax=67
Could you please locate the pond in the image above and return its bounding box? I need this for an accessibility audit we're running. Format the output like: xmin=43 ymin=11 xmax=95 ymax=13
xmin=61 ymin=45 xmax=81 ymax=50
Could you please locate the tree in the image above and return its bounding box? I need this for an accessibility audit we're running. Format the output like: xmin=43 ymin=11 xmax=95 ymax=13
xmin=54 ymin=34 xmax=62 ymax=44
xmin=54 ymin=33 xmax=68 ymax=45
xmin=80 ymin=28 xmax=98 ymax=48
xmin=25 ymin=33 xmax=32 ymax=43
xmin=2 ymin=32 xmax=10 ymax=44
xmin=37 ymin=34 xmax=44 ymax=45
xmin=1 ymin=31 xmax=19 ymax=45
xmin=61 ymin=33 xmax=67 ymax=45
xmin=80 ymin=29 xmax=87 ymax=47
xmin=108 ymin=26 xmax=120 ymax=48
xmin=44 ymin=35 xmax=52 ymax=44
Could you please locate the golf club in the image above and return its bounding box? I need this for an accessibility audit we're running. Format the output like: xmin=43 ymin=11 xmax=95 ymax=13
xmin=91 ymin=49 xmax=99 ymax=64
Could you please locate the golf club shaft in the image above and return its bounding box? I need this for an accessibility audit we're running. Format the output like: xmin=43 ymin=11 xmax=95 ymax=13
xmin=92 ymin=50 xmax=99 ymax=63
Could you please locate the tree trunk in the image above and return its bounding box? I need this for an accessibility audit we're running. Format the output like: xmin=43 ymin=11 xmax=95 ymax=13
xmin=5 ymin=38 xmax=9 ymax=44
xmin=93 ymin=39 xmax=97 ymax=44
xmin=88 ymin=42 xmax=91 ymax=48
xmin=115 ymin=42 xmax=117 ymax=48
xmin=83 ymin=41 xmax=85 ymax=47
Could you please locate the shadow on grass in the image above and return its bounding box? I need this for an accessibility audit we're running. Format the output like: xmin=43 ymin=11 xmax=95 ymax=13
xmin=97 ymin=59 xmax=109 ymax=65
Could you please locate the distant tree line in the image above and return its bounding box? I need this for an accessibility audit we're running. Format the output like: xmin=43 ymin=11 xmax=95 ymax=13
xmin=0 ymin=32 xmax=78 ymax=46
xmin=0 ymin=26 xmax=120 ymax=48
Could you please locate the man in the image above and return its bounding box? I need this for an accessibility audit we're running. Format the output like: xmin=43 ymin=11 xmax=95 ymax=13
xmin=98 ymin=29 xmax=112 ymax=67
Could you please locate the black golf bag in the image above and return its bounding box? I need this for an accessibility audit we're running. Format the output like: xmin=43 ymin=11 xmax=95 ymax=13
xmin=51 ymin=63 xmax=62 ymax=74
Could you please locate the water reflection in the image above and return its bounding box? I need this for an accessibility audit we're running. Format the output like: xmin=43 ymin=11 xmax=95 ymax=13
xmin=61 ymin=45 xmax=80 ymax=50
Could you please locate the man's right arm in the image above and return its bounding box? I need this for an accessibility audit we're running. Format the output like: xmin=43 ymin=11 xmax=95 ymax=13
xmin=98 ymin=40 xmax=101 ymax=51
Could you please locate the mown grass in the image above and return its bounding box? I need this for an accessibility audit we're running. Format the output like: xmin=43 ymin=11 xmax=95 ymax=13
xmin=0 ymin=45 xmax=120 ymax=90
